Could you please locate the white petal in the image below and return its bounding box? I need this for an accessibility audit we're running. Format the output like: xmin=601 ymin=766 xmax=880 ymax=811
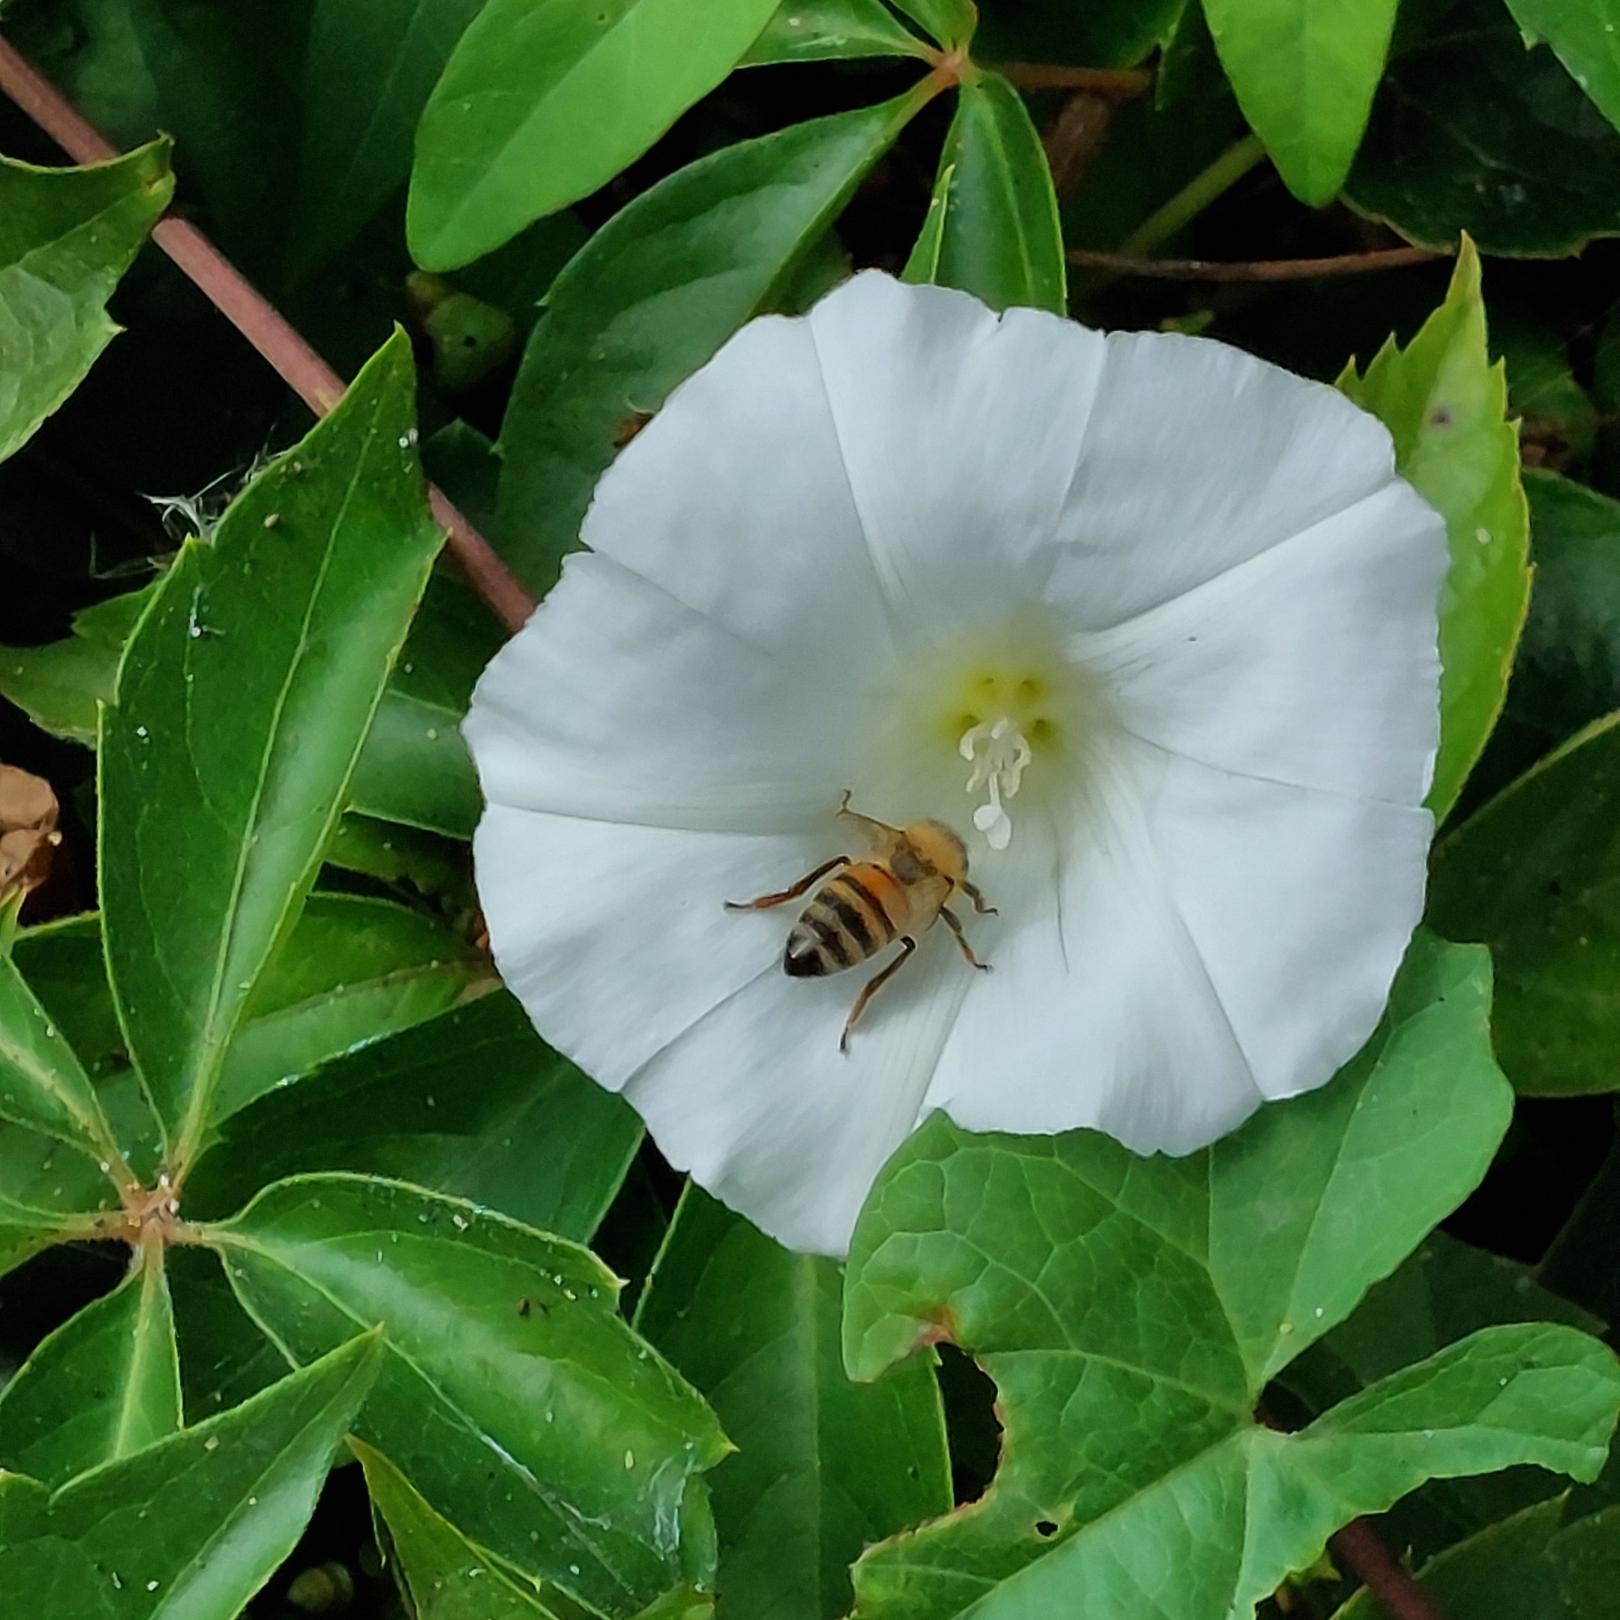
xmin=1076 ymin=478 xmax=1446 ymax=803
xmin=475 ymin=806 xmax=832 ymax=1086
xmin=926 ymin=737 xmax=1431 ymax=1151
xmin=1137 ymin=749 xmax=1432 ymax=1103
xmin=624 ymin=933 xmax=966 ymax=1256
xmin=1044 ymin=328 xmax=1402 ymax=630
xmin=805 ymin=272 xmax=1108 ymax=637
xmin=923 ymin=776 xmax=1262 ymax=1155
xmin=467 ymin=553 xmax=861 ymax=833
xmin=580 ymin=312 xmax=899 ymax=660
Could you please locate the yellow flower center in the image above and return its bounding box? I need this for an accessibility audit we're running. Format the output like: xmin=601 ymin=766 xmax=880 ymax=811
xmin=938 ymin=663 xmax=1070 ymax=850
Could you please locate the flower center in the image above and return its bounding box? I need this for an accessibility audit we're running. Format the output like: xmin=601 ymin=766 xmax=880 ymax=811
xmin=950 ymin=670 xmax=1058 ymax=851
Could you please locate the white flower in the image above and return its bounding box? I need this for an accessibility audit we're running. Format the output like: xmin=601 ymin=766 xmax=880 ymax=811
xmin=467 ymin=272 xmax=1445 ymax=1257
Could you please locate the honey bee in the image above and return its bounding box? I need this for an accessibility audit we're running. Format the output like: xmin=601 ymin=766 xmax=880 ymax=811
xmin=726 ymin=791 xmax=995 ymax=1051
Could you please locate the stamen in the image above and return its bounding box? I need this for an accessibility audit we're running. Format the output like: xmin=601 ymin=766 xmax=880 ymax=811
xmin=958 ymin=716 xmax=1034 ymax=851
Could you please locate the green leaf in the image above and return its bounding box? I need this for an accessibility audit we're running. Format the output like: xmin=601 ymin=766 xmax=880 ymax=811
xmin=1201 ymin=0 xmax=1396 ymax=204
xmin=0 ymin=1246 xmax=180 ymax=1485
xmin=357 ymin=1438 xmax=560 ymax=1618
xmin=1338 ymin=240 xmax=1529 ymax=822
xmin=1346 ymin=0 xmax=1620 ymax=256
xmin=215 ymin=892 xmax=489 ymax=1121
xmin=213 ymin=1174 xmax=729 ymax=1616
xmin=888 ymin=0 xmax=974 ymax=48
xmin=1504 ymin=0 xmax=1620 ymax=136
xmin=1429 ymin=712 xmax=1620 ymax=1096
xmin=188 ymin=992 xmax=640 ymax=1238
xmin=1333 ymin=1494 xmax=1620 ymax=1620
xmin=0 ymin=139 xmax=172 ymax=464
xmin=974 ymin=0 xmax=1185 ymax=69
xmin=498 ymin=87 xmax=933 ymax=592
xmin=1299 ymin=1232 xmax=1605 ymax=1409
xmin=169 ymin=1245 xmax=308 ymax=1419
xmin=0 ymin=1332 xmax=381 ymax=1616
xmin=1 ymin=571 xmax=488 ymax=841
xmin=0 ymin=947 xmax=120 ymax=1161
xmin=12 ymin=897 xmax=485 ymax=1136
xmin=0 ymin=583 xmax=150 ymax=745
xmin=321 ymin=814 xmax=477 ymax=911
xmin=905 ymin=72 xmax=1065 ymax=314
xmin=290 ymin=0 xmax=490 ymax=281
xmin=838 ymin=936 xmax=1620 ymax=1619
xmin=0 ymin=1193 xmax=95 ymax=1280
xmin=347 ymin=575 xmax=495 ymax=838
xmin=636 ymin=1187 xmax=950 ymax=1620
xmin=1283 ymin=1231 xmax=1609 ymax=1553
xmin=743 ymin=0 xmax=930 ymax=63
xmin=99 ymin=333 xmax=444 ymax=1164
xmin=408 ymin=0 xmax=785 ymax=270
xmin=1511 ymin=471 xmax=1620 ymax=755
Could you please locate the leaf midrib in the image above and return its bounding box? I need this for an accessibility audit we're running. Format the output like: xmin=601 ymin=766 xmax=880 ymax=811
xmin=174 ymin=397 xmax=383 ymax=1156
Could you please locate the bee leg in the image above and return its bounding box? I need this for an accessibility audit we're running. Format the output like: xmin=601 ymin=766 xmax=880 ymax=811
xmin=836 ymin=788 xmax=903 ymax=841
xmin=941 ymin=905 xmax=991 ymax=972
xmin=724 ymin=855 xmax=848 ymax=911
xmin=840 ymin=937 xmax=917 ymax=1053
xmin=959 ymin=879 xmax=997 ymax=916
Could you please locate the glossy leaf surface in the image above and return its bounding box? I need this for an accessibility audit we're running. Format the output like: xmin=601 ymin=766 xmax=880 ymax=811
xmin=290 ymin=0 xmax=489 ymax=279
xmin=638 ymin=1187 xmax=950 ymax=1620
xmin=0 ymin=948 xmax=118 ymax=1159
xmin=499 ymin=88 xmax=931 ymax=591
xmin=1339 ymin=241 xmax=1529 ymax=821
xmin=1347 ymin=0 xmax=1620 ymax=255
xmin=358 ymin=1438 xmax=560 ymax=1618
xmin=1203 ymin=0 xmax=1397 ymax=204
xmin=215 ymin=1175 xmax=728 ymax=1616
xmin=188 ymin=991 xmax=640 ymax=1237
xmin=0 ymin=1247 xmax=180 ymax=1486
xmin=0 ymin=140 xmax=171 ymax=463
xmin=841 ymin=937 xmax=1620 ymax=1618
xmin=0 ymin=572 xmax=486 ymax=841
xmin=743 ymin=0 xmax=928 ymax=63
xmin=213 ymin=892 xmax=488 ymax=1122
xmin=99 ymin=334 xmax=443 ymax=1161
xmin=905 ymin=72 xmax=1065 ymax=314
xmin=1430 ymin=713 xmax=1620 ymax=1096
xmin=0 ymin=1333 xmax=381 ymax=1617
xmin=1503 ymin=0 xmax=1620 ymax=136
xmin=409 ymin=0 xmax=783 ymax=269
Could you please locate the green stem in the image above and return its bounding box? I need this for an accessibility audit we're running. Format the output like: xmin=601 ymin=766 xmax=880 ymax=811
xmin=1117 ymin=133 xmax=1267 ymax=260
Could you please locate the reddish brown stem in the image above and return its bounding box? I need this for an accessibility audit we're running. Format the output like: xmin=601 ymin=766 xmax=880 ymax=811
xmin=997 ymin=61 xmax=1152 ymax=97
xmin=1255 ymin=1406 xmax=1449 ymax=1620
xmin=0 ymin=33 xmax=536 ymax=633
xmin=1066 ymin=244 xmax=1442 ymax=282
xmin=1042 ymin=92 xmax=1117 ymax=201
xmin=1328 ymin=1520 xmax=1450 ymax=1620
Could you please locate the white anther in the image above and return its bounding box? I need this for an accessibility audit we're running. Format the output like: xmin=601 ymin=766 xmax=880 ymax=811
xmin=958 ymin=715 xmax=1034 ymax=850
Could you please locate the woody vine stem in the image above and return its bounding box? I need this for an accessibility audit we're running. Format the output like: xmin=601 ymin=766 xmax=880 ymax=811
xmin=0 ymin=34 xmax=1448 ymax=1620
xmin=0 ymin=33 xmax=537 ymax=634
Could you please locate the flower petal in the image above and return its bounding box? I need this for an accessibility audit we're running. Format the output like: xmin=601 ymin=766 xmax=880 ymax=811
xmin=580 ymin=312 xmax=899 ymax=659
xmin=1133 ymin=749 xmax=1433 ymax=1103
xmin=475 ymin=805 xmax=839 ymax=1086
xmin=922 ymin=775 xmax=1264 ymax=1155
xmin=467 ymin=553 xmax=858 ymax=833
xmin=804 ymin=272 xmax=1107 ymax=635
xmin=1045 ymin=328 xmax=1403 ymax=630
xmin=1075 ymin=477 xmax=1446 ymax=803
xmin=925 ymin=736 xmax=1431 ymax=1152
xmin=624 ymin=934 xmax=966 ymax=1256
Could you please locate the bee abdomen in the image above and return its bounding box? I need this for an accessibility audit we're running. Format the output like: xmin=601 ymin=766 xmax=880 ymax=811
xmin=784 ymin=872 xmax=897 ymax=977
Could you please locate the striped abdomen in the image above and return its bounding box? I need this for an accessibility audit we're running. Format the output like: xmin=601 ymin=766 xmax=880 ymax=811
xmin=784 ymin=862 xmax=910 ymax=977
